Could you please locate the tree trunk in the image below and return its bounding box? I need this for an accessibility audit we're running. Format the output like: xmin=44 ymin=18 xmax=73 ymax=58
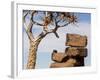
xmin=26 ymin=38 xmax=42 ymax=69
xmin=26 ymin=29 xmax=49 ymax=69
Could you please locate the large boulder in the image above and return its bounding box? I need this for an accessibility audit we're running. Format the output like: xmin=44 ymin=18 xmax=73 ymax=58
xmin=66 ymin=34 xmax=87 ymax=47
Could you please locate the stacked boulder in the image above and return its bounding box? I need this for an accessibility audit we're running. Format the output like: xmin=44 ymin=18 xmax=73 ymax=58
xmin=50 ymin=34 xmax=88 ymax=68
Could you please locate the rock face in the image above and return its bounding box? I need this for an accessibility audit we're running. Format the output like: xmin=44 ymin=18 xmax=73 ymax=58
xmin=50 ymin=33 xmax=88 ymax=68
xmin=52 ymin=50 xmax=66 ymax=62
xmin=50 ymin=58 xmax=76 ymax=68
xmin=65 ymin=47 xmax=87 ymax=57
xmin=66 ymin=34 xmax=87 ymax=47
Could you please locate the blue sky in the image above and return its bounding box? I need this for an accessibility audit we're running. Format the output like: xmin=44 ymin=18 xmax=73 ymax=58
xmin=78 ymin=13 xmax=91 ymax=23
xmin=23 ymin=12 xmax=91 ymax=69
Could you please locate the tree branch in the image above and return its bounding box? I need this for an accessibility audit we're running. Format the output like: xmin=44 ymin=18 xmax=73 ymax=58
xmin=51 ymin=17 xmax=71 ymax=38
xmin=33 ymin=12 xmax=77 ymax=41
xmin=23 ymin=11 xmax=36 ymax=41
xmin=58 ymin=22 xmax=71 ymax=28
xmin=23 ymin=12 xmax=28 ymax=23
xmin=54 ymin=32 xmax=59 ymax=38
xmin=33 ymin=20 xmax=44 ymax=26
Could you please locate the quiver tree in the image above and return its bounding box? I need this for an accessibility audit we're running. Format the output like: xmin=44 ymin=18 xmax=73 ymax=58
xmin=23 ymin=10 xmax=77 ymax=69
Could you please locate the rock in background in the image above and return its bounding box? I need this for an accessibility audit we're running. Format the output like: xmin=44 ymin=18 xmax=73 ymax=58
xmin=50 ymin=34 xmax=88 ymax=68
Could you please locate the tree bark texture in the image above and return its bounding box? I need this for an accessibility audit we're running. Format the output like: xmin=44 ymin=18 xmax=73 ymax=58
xmin=26 ymin=38 xmax=43 ymax=69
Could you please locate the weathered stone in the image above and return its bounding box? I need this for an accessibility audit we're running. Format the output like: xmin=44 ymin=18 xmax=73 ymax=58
xmin=65 ymin=47 xmax=87 ymax=57
xmin=50 ymin=34 xmax=88 ymax=68
xmin=52 ymin=50 xmax=66 ymax=62
xmin=50 ymin=58 xmax=77 ymax=68
xmin=66 ymin=34 xmax=87 ymax=47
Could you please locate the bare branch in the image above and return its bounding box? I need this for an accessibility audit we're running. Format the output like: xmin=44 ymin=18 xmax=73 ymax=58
xmin=34 ymin=12 xmax=77 ymax=40
xmin=50 ymin=15 xmax=72 ymax=38
xmin=23 ymin=10 xmax=36 ymax=41
xmin=58 ymin=22 xmax=71 ymax=28
xmin=33 ymin=21 xmax=44 ymax=26
xmin=23 ymin=12 xmax=28 ymax=23
xmin=23 ymin=12 xmax=29 ymax=31
xmin=54 ymin=32 xmax=59 ymax=38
